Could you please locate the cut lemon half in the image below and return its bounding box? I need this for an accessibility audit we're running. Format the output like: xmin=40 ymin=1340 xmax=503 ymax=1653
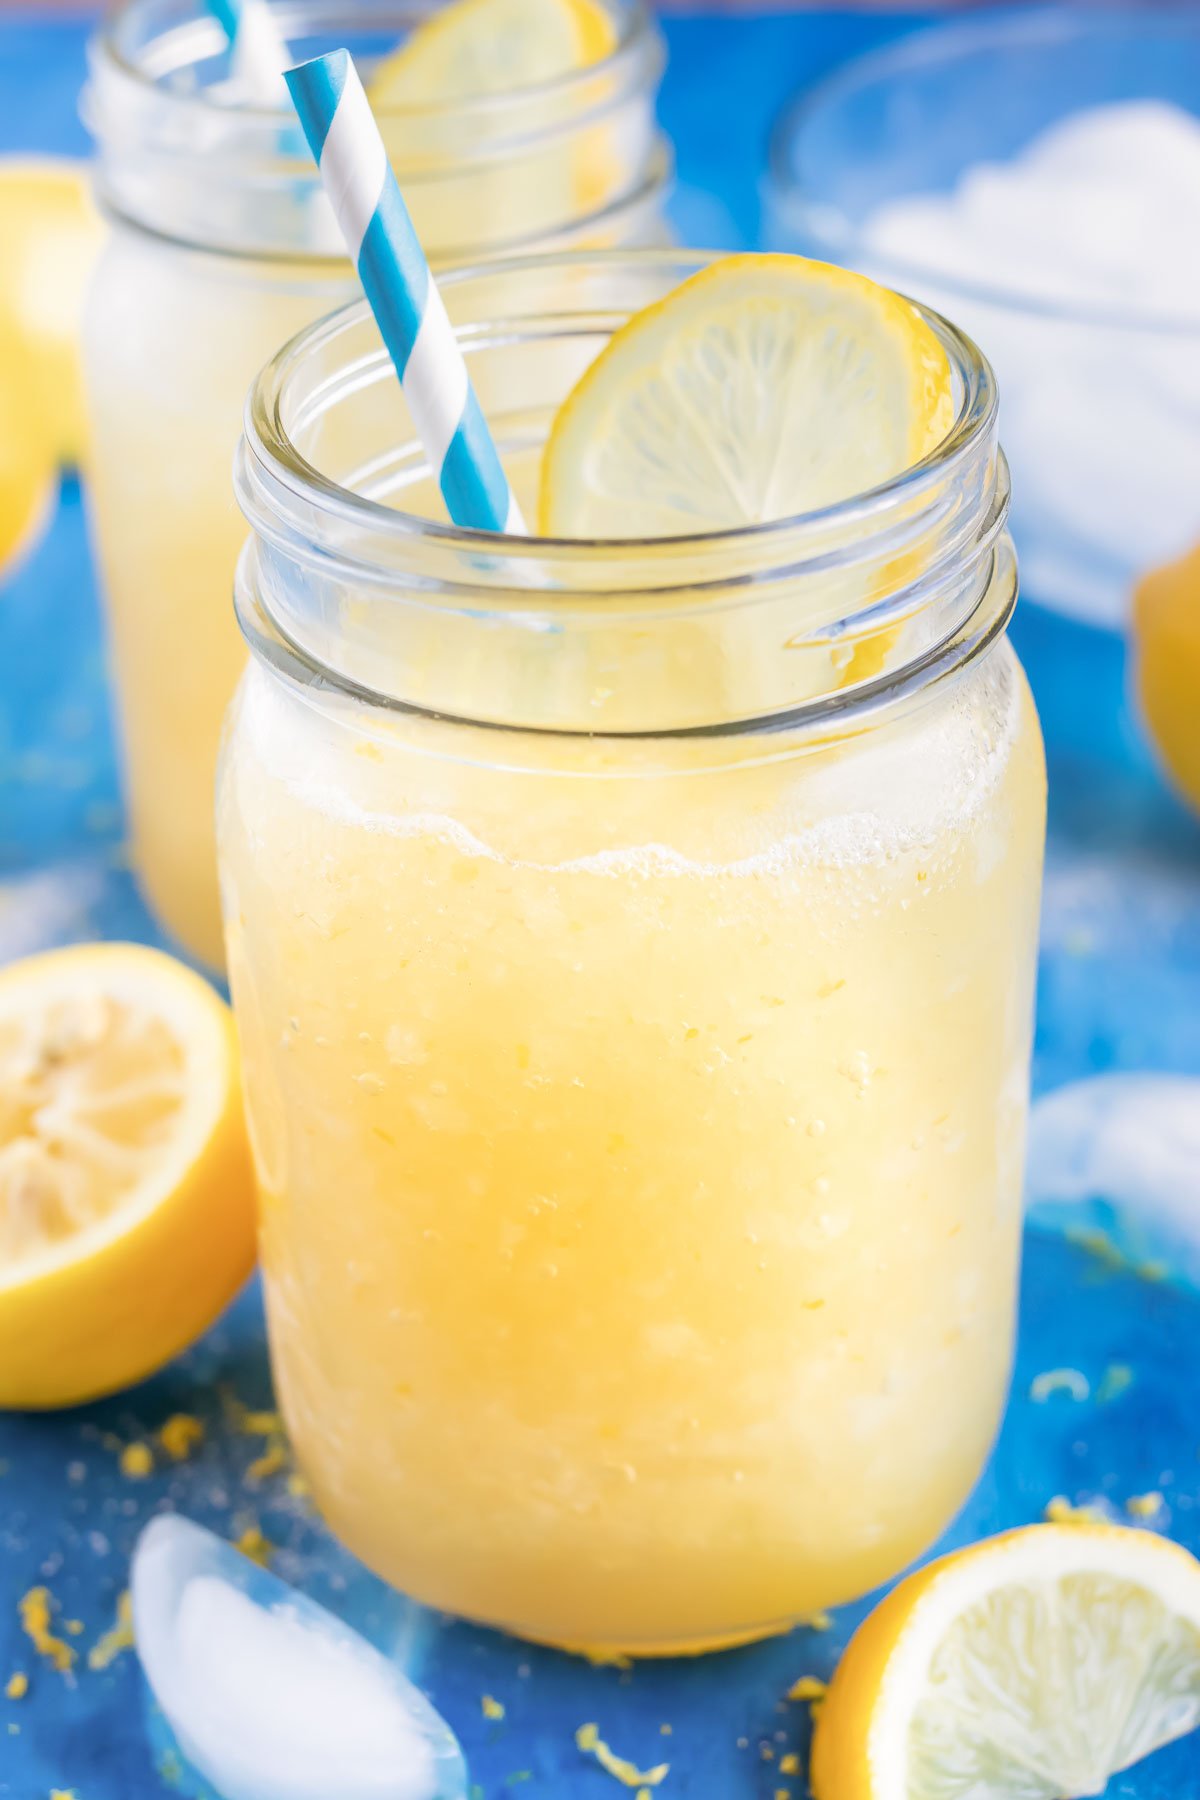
xmin=369 ymin=0 xmax=615 ymax=105
xmin=0 ymin=943 xmax=256 ymax=1409
xmin=810 ymin=1522 xmax=1200 ymax=1800
xmin=1133 ymin=540 xmax=1200 ymax=816
xmin=539 ymin=254 xmax=954 ymax=539
xmin=0 ymin=159 xmax=106 ymax=470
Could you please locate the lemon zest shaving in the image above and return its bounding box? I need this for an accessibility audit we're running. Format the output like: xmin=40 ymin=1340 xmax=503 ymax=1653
xmin=119 ymin=1442 xmax=154 ymax=1479
xmin=18 ymin=1589 xmax=74 ymax=1675
xmin=1066 ymin=1227 xmax=1168 ymax=1283
xmin=246 ymin=1440 xmax=289 ymax=1485
xmin=787 ymin=1675 xmax=827 ymax=1703
xmin=5 ymin=1672 xmax=28 ymax=1700
xmin=1030 ymin=1368 xmax=1090 ymax=1404
xmin=239 ymin=1408 xmax=284 ymax=1436
xmin=575 ymin=1722 xmax=669 ymax=1787
xmin=481 ymin=1694 xmax=506 ymax=1720
xmin=87 ymin=1592 xmax=134 ymax=1671
xmin=234 ymin=1525 xmax=274 ymax=1567
xmin=1044 ymin=1495 xmax=1107 ymax=1525
xmin=779 ymin=1753 xmax=800 ymax=1774
xmin=1096 ymin=1363 xmax=1135 ymax=1403
xmin=1127 ymin=1491 xmax=1164 ymax=1519
xmin=158 ymin=1415 xmax=205 ymax=1463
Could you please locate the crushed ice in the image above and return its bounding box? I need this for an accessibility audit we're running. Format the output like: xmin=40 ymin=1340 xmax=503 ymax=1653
xmin=1027 ymin=1073 xmax=1200 ymax=1285
xmin=861 ymin=102 xmax=1200 ymax=625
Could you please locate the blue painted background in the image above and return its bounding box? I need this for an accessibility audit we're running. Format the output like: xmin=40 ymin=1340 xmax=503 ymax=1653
xmin=1 ymin=9 xmax=1199 ymax=1799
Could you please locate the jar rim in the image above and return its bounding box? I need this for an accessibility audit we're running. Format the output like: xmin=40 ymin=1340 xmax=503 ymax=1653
xmin=235 ymin=247 xmax=1015 ymax=741
xmin=90 ymin=0 xmax=659 ymax=131
xmin=243 ymin=246 xmax=1000 ymax=566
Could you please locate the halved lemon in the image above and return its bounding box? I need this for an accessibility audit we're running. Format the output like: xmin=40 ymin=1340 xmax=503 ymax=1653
xmin=0 ymin=159 xmax=106 ymax=470
xmin=0 ymin=943 xmax=256 ymax=1409
xmin=539 ymin=254 xmax=954 ymax=539
xmin=369 ymin=0 xmax=615 ymax=105
xmin=1133 ymin=540 xmax=1200 ymax=816
xmin=810 ymin=1522 xmax=1200 ymax=1799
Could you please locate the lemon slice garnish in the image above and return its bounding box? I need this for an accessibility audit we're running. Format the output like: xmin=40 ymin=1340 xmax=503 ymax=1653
xmin=811 ymin=1522 xmax=1200 ymax=1799
xmin=369 ymin=0 xmax=614 ymax=104
xmin=0 ymin=944 xmax=256 ymax=1409
xmin=367 ymin=0 xmax=619 ymax=258
xmin=539 ymin=253 xmax=954 ymax=539
xmin=0 ymin=158 xmax=105 ymax=470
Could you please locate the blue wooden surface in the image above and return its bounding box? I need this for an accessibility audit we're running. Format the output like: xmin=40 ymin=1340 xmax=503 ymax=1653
xmin=2 ymin=10 xmax=1200 ymax=1799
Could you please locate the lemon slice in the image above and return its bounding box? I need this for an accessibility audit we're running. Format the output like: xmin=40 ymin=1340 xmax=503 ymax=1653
xmin=539 ymin=254 xmax=954 ymax=539
xmin=0 ymin=159 xmax=106 ymax=470
xmin=368 ymin=0 xmax=618 ymax=259
xmin=0 ymin=943 xmax=256 ymax=1409
xmin=810 ymin=1523 xmax=1200 ymax=1799
xmin=369 ymin=0 xmax=614 ymax=105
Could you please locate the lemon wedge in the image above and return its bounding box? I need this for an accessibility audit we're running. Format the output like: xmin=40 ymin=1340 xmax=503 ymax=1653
xmin=0 ymin=943 xmax=256 ymax=1409
xmin=810 ymin=1522 xmax=1200 ymax=1799
xmin=369 ymin=0 xmax=614 ymax=105
xmin=539 ymin=254 xmax=954 ymax=539
xmin=0 ymin=159 xmax=106 ymax=470
xmin=1133 ymin=540 xmax=1200 ymax=815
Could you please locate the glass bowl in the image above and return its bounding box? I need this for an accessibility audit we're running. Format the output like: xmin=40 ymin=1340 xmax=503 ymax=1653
xmin=764 ymin=7 xmax=1200 ymax=631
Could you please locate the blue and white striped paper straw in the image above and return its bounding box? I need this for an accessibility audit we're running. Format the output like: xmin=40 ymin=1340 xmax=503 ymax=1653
xmin=285 ymin=49 xmax=526 ymax=537
xmin=207 ymin=0 xmax=291 ymax=104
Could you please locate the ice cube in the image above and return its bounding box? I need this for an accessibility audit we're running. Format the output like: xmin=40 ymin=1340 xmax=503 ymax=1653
xmin=1027 ymin=1074 xmax=1200 ymax=1286
xmin=131 ymin=1516 xmax=467 ymax=1800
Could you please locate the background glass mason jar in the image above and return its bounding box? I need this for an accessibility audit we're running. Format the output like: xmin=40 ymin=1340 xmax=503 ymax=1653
xmin=220 ymin=252 xmax=1046 ymax=1655
xmin=81 ymin=0 xmax=670 ymax=970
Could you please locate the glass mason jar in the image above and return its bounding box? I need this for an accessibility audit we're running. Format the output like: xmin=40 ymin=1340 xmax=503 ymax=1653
xmin=220 ymin=252 xmax=1046 ymax=1655
xmin=81 ymin=0 xmax=669 ymax=971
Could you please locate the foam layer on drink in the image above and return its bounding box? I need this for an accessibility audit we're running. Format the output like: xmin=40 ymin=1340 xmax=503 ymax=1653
xmin=229 ymin=635 xmax=1024 ymax=883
